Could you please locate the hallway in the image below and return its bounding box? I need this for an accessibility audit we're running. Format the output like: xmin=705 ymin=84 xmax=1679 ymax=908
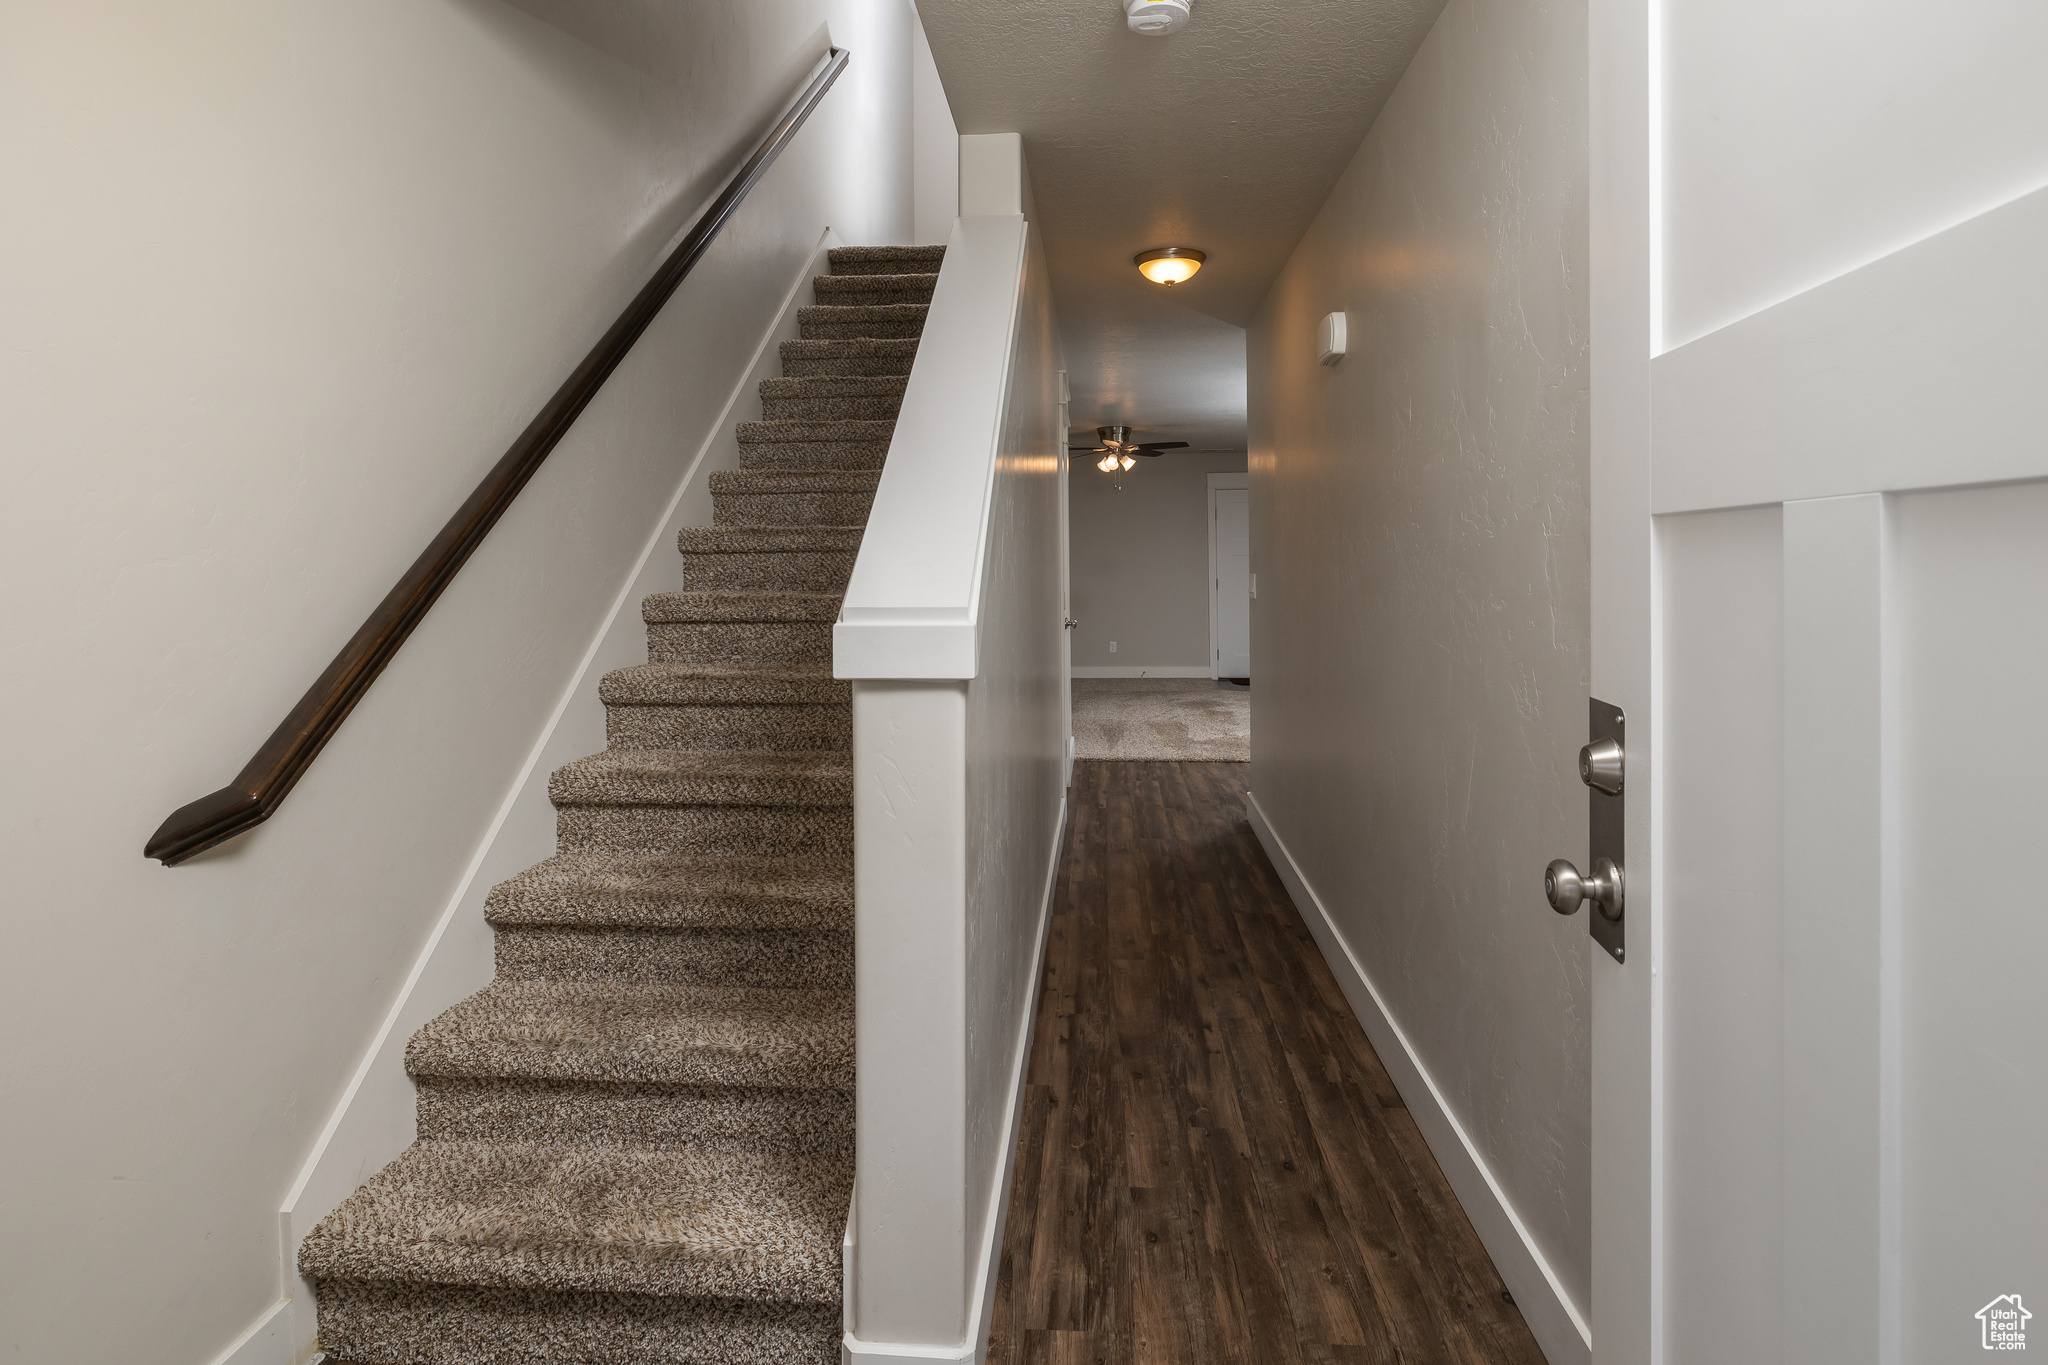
xmin=989 ymin=762 xmax=1547 ymax=1365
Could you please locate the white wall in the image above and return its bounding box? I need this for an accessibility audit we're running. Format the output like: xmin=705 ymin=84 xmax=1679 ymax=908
xmin=1245 ymin=0 xmax=1591 ymax=1353
xmin=0 ymin=4 xmax=925 ymax=1363
xmin=840 ymin=201 xmax=1067 ymax=1359
xmin=911 ymin=7 xmax=961 ymax=244
xmin=1067 ymin=450 xmax=1248 ymax=672
xmin=957 ymin=218 xmax=1066 ymax=1344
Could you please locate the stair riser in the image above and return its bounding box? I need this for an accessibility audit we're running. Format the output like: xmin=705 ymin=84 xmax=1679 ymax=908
xmin=826 ymin=248 xmax=946 ymax=276
xmin=495 ymin=926 xmax=852 ymax=988
xmin=646 ymin=622 xmax=833 ymax=668
xmin=313 ymin=1280 xmax=841 ymax=1365
xmin=680 ymin=551 xmax=854 ymax=591
xmin=557 ymin=805 xmax=851 ymax=857
xmin=487 ymin=898 xmax=853 ymax=936
xmin=415 ymin=1076 xmax=853 ymax=1153
xmin=777 ymin=350 xmax=915 ymax=378
xmin=811 ymin=282 xmax=937 ymax=308
xmin=739 ymin=444 xmax=888 ymax=472
xmin=607 ymin=703 xmax=850 ymax=752
xmin=713 ymin=492 xmax=875 ymax=527
xmin=759 ymin=394 xmax=904 ymax=422
xmin=798 ymin=315 xmax=926 ymax=341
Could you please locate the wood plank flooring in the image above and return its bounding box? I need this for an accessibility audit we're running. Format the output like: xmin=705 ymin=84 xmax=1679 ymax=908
xmin=987 ymin=761 xmax=1550 ymax=1365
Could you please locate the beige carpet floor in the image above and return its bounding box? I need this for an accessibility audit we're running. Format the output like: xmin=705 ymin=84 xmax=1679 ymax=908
xmin=1071 ymin=679 xmax=1250 ymax=762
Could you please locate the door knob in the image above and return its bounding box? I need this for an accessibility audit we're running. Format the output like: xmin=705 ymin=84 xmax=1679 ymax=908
xmin=1545 ymin=857 xmax=1624 ymax=920
xmin=1578 ymin=737 xmax=1623 ymax=794
xmin=1064 ymin=618 xmax=1079 ymax=629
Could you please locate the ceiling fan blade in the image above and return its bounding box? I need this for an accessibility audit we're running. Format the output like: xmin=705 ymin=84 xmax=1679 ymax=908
xmin=1069 ymin=446 xmax=1109 ymax=452
xmin=1131 ymin=442 xmax=1189 ymax=455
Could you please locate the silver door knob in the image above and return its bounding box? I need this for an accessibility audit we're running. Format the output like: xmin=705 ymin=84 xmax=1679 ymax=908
xmin=1578 ymin=737 xmax=1624 ymax=794
xmin=1545 ymin=857 xmax=1624 ymax=920
xmin=1064 ymin=618 xmax=1079 ymax=629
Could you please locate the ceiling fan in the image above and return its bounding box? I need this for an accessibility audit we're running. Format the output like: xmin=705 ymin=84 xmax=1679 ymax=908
xmin=1070 ymin=425 xmax=1190 ymax=471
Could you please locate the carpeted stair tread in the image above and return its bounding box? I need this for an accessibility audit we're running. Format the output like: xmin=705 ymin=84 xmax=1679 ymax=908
xmin=491 ymin=922 xmax=852 ymax=990
xmin=315 ymin=1283 xmax=841 ymax=1365
xmin=414 ymin=1075 xmax=855 ymax=1160
xmin=486 ymin=853 xmax=851 ymax=932
xmin=735 ymin=419 xmax=897 ymax=445
xmin=758 ymin=363 xmax=911 ymax=420
xmin=777 ymin=337 xmax=919 ymax=377
xmin=297 ymin=1138 xmax=848 ymax=1303
xmin=550 ymin=749 xmax=850 ymax=809
xmin=406 ymin=979 xmax=853 ymax=1090
xmin=796 ymin=303 xmax=928 ymax=339
xmin=826 ymin=244 xmax=945 ymax=275
xmin=759 ymin=375 xmax=908 ymax=402
xmin=676 ymin=526 xmax=864 ymax=554
xmin=708 ymin=469 xmax=881 ymax=494
xmin=810 ymin=273 xmax=938 ymax=306
xmin=670 ymin=535 xmax=859 ymax=592
xmin=735 ymin=445 xmax=888 ymax=473
xmin=641 ymin=591 xmax=842 ymax=623
xmin=599 ymin=663 xmax=845 ymax=707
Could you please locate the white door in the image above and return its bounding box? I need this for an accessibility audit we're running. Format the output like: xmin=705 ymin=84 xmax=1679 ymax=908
xmin=1212 ymin=487 xmax=1251 ymax=679
xmin=1591 ymin=3 xmax=2048 ymax=1363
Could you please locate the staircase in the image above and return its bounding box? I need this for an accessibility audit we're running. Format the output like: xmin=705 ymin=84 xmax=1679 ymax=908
xmin=299 ymin=245 xmax=944 ymax=1365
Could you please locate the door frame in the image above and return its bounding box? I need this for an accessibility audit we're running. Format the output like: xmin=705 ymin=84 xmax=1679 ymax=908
xmin=1207 ymin=472 xmax=1250 ymax=681
xmin=1588 ymin=0 xmax=1656 ymax=1359
xmin=1058 ymin=374 xmax=1073 ymax=785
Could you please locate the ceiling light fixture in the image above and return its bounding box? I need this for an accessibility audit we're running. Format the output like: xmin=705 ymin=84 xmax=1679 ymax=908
xmin=1096 ymin=452 xmax=1120 ymax=473
xmin=1124 ymin=0 xmax=1193 ymax=36
xmin=1135 ymin=246 xmax=1206 ymax=286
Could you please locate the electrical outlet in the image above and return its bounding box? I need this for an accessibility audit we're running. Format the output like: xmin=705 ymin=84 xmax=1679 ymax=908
xmin=1109 ymin=641 xmax=1117 ymax=653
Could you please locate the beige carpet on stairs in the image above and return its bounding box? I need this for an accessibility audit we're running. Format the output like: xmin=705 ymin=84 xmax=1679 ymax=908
xmin=298 ymin=244 xmax=944 ymax=1365
xmin=1070 ymin=678 xmax=1251 ymax=761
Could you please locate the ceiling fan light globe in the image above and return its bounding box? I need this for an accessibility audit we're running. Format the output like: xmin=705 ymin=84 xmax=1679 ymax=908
xmin=1120 ymin=454 xmax=1136 ymax=470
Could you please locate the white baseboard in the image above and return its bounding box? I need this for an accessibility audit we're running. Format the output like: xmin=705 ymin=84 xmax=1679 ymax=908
xmin=1069 ymin=664 xmax=1213 ymax=678
xmin=1244 ymin=790 xmax=1592 ymax=1365
xmin=203 ymin=1298 xmax=306 ymax=1365
xmin=264 ymin=231 xmax=841 ymax=1365
xmin=844 ymin=792 xmax=1067 ymax=1365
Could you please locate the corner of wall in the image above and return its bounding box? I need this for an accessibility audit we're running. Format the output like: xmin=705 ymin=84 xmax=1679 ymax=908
xmin=958 ymin=134 xmax=1026 ymax=218
xmin=910 ymin=4 xmax=960 ymax=244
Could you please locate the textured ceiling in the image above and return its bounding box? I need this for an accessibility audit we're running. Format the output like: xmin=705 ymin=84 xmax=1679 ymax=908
xmin=914 ymin=0 xmax=1446 ymax=450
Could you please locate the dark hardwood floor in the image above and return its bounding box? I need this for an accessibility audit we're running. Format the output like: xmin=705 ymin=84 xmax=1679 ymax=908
xmin=987 ymin=761 xmax=1549 ymax=1365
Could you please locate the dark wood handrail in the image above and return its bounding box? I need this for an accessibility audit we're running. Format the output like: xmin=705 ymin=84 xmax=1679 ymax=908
xmin=145 ymin=48 xmax=850 ymax=866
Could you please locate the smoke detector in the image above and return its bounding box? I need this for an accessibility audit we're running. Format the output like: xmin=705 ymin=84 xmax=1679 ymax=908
xmin=1124 ymin=0 xmax=1193 ymax=37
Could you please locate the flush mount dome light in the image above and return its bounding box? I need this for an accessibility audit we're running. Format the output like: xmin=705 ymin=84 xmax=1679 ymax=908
xmin=1135 ymin=246 xmax=1205 ymax=286
xmin=1124 ymin=0 xmax=1193 ymax=36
